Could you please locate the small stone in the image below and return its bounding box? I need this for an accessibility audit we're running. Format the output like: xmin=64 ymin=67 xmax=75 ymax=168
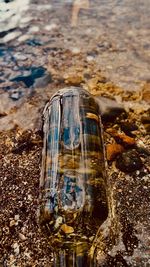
xmin=9 ymin=90 xmax=23 ymax=101
xmin=10 ymin=220 xmax=16 ymax=227
xmin=3 ymin=31 xmax=21 ymax=43
xmin=106 ymin=143 xmax=124 ymax=161
xmin=64 ymin=73 xmax=83 ymax=86
xmin=89 ymin=236 xmax=95 ymax=242
xmin=116 ymin=149 xmax=143 ymax=173
xmin=106 ymin=129 xmax=135 ymax=146
xmin=70 ymin=47 xmax=81 ymax=55
xmin=27 ymin=194 xmax=32 ymax=201
xmin=19 ymin=233 xmax=26 ymax=241
xmin=12 ymin=242 xmax=20 ymax=255
xmin=61 ymin=224 xmax=74 ymax=234
xmin=44 ymin=23 xmax=57 ymax=31
xmin=54 ymin=216 xmax=63 ymax=229
xmin=28 ymin=26 xmax=39 ymax=33
xmin=86 ymin=55 xmax=95 ymax=62
xmin=120 ymin=122 xmax=138 ymax=137
xmin=18 ymin=34 xmax=30 ymax=42
xmin=14 ymin=214 xmax=19 ymax=221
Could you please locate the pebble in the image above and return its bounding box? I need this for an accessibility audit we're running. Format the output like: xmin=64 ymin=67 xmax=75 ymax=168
xmin=116 ymin=149 xmax=143 ymax=173
xmin=106 ymin=143 xmax=124 ymax=161
xmin=120 ymin=121 xmax=138 ymax=137
xmin=14 ymin=214 xmax=19 ymax=221
xmin=61 ymin=224 xmax=74 ymax=234
xmin=10 ymin=220 xmax=16 ymax=227
xmin=9 ymin=89 xmax=23 ymax=101
xmin=44 ymin=23 xmax=57 ymax=31
xmin=106 ymin=128 xmax=135 ymax=146
xmin=86 ymin=55 xmax=95 ymax=62
xmin=19 ymin=233 xmax=26 ymax=241
xmin=18 ymin=34 xmax=31 ymax=42
xmin=28 ymin=26 xmax=39 ymax=33
xmin=20 ymin=17 xmax=32 ymax=25
xmin=2 ymin=31 xmax=21 ymax=43
xmin=27 ymin=194 xmax=32 ymax=201
xmin=12 ymin=242 xmax=20 ymax=255
xmin=54 ymin=216 xmax=63 ymax=229
xmin=64 ymin=73 xmax=83 ymax=86
xmin=70 ymin=47 xmax=81 ymax=55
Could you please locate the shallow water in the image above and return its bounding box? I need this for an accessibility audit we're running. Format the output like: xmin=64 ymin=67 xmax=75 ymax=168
xmin=0 ymin=0 xmax=150 ymax=130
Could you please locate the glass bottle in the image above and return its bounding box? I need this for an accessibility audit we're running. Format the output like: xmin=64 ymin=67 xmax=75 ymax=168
xmin=39 ymin=87 xmax=108 ymax=266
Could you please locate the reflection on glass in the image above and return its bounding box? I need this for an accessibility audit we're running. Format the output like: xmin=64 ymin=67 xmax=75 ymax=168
xmin=39 ymin=87 xmax=108 ymax=266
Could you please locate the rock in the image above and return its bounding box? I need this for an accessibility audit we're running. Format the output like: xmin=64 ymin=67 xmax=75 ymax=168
xmin=44 ymin=23 xmax=57 ymax=31
xmin=106 ymin=129 xmax=135 ymax=147
xmin=70 ymin=47 xmax=81 ymax=55
xmin=12 ymin=242 xmax=20 ymax=255
xmin=106 ymin=143 xmax=124 ymax=161
xmin=18 ymin=34 xmax=31 ymax=42
xmin=2 ymin=31 xmax=21 ymax=43
xmin=120 ymin=122 xmax=138 ymax=137
xmin=14 ymin=214 xmax=19 ymax=221
xmin=116 ymin=149 xmax=143 ymax=173
xmin=27 ymin=194 xmax=32 ymax=201
xmin=95 ymin=96 xmax=126 ymax=122
xmin=54 ymin=217 xmax=63 ymax=229
xmin=19 ymin=233 xmax=26 ymax=241
xmin=64 ymin=73 xmax=83 ymax=86
xmin=28 ymin=26 xmax=39 ymax=33
xmin=9 ymin=89 xmax=23 ymax=101
xmin=9 ymin=220 xmax=16 ymax=227
xmin=61 ymin=224 xmax=74 ymax=234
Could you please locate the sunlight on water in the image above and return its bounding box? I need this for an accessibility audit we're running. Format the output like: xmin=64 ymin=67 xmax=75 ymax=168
xmin=0 ymin=0 xmax=30 ymax=35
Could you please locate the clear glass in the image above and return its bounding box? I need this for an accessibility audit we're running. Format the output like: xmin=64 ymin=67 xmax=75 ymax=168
xmin=39 ymin=87 xmax=108 ymax=265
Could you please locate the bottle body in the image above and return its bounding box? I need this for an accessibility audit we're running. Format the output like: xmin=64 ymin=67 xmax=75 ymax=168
xmin=39 ymin=87 xmax=108 ymax=265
